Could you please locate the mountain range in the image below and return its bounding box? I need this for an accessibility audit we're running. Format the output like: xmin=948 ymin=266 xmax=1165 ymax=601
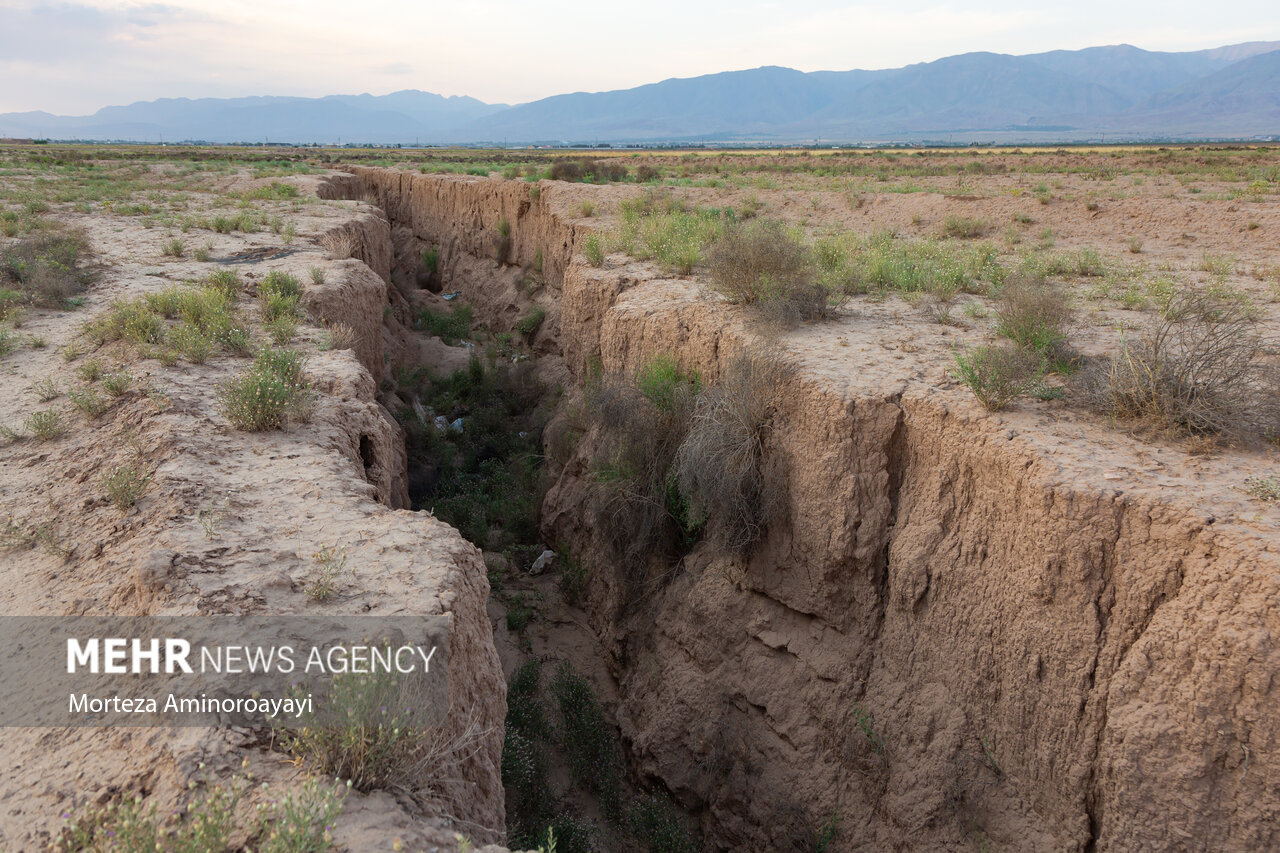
xmin=3 ymin=41 xmax=1278 ymax=145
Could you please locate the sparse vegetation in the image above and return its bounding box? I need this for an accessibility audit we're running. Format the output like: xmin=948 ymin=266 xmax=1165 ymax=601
xmin=0 ymin=230 xmax=94 ymax=307
xmin=551 ymin=661 xmax=623 ymax=818
xmin=583 ymin=234 xmax=605 ymax=267
xmin=56 ymin=774 xmax=346 ymax=853
xmin=609 ymin=190 xmax=722 ymax=274
xmin=1243 ymin=475 xmax=1280 ymax=502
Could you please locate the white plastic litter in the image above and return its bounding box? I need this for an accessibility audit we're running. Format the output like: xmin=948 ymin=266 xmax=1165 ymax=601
xmin=529 ymin=550 xmax=556 ymax=575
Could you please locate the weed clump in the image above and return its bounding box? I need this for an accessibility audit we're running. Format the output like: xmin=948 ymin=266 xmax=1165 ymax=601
xmin=218 ymin=348 xmax=314 ymax=431
xmin=940 ymin=215 xmax=990 ymax=239
xmin=953 ymin=345 xmax=1044 ymax=411
xmin=259 ymin=270 xmax=303 ymax=322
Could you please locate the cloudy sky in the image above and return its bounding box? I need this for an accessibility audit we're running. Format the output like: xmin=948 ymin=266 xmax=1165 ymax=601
xmin=2 ymin=0 xmax=1278 ymax=114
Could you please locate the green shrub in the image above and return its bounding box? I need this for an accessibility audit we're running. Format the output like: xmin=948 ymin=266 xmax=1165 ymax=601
xmin=100 ymin=371 xmax=133 ymax=397
xmin=516 ymin=306 xmax=547 ymax=342
xmin=549 ymin=158 xmax=628 ymax=183
xmin=260 ymin=271 xmax=303 ymax=322
xmin=204 ymin=268 xmax=241 ymax=299
xmin=169 ymin=322 xmax=215 ymax=363
xmin=414 ymin=304 xmax=472 ymax=345
xmin=68 ymin=388 xmax=110 ymax=419
xmin=32 ymin=376 xmax=59 ymax=402
xmin=218 ymin=348 xmax=313 ymax=431
xmin=161 ymin=236 xmax=185 ymax=257
xmin=266 ymin=315 xmax=296 ymax=345
xmin=90 ymin=298 xmax=166 ymax=346
xmin=590 ymin=354 xmax=701 ymax=576
xmin=421 ymin=247 xmax=439 ymax=273
xmin=953 ymin=345 xmax=1043 ymax=411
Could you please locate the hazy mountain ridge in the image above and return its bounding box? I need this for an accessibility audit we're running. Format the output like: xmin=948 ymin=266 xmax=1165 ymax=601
xmin=3 ymin=42 xmax=1278 ymax=144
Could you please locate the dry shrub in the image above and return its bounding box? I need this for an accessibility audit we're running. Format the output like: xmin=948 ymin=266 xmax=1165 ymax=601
xmin=707 ymin=219 xmax=840 ymax=326
xmin=0 ymin=229 xmax=93 ymax=306
xmin=319 ymin=228 xmax=357 ymax=260
xmin=323 ymin=322 xmax=358 ymax=350
xmin=953 ymin=344 xmax=1044 ymax=411
xmin=995 ymin=275 xmax=1074 ymax=363
xmin=284 ymin=666 xmax=489 ymax=804
xmin=1080 ymin=288 xmax=1278 ymax=436
xmin=548 ymin=158 xmax=628 ymax=183
xmin=673 ymin=347 xmax=793 ymax=553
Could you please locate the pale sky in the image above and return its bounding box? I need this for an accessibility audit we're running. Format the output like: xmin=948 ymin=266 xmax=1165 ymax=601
xmin=2 ymin=0 xmax=1278 ymax=115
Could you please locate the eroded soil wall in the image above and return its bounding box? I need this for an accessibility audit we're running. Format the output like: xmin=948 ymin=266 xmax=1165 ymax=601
xmin=332 ymin=168 xmax=1279 ymax=853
